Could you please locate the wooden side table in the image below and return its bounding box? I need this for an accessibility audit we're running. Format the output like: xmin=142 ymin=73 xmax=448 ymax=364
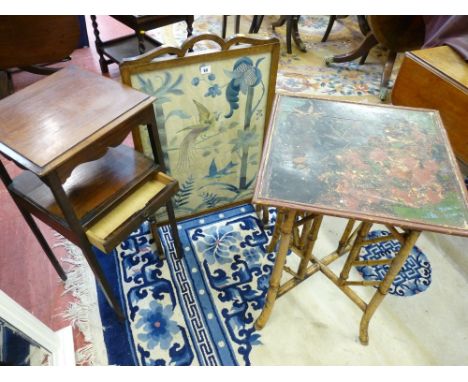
xmin=0 ymin=66 xmax=183 ymax=320
xmin=90 ymin=15 xmax=194 ymax=74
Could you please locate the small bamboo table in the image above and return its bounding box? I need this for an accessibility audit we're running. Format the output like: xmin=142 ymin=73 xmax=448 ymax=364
xmin=253 ymin=94 xmax=468 ymax=344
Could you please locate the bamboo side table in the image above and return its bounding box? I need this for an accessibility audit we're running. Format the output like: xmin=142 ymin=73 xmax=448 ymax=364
xmin=253 ymin=94 xmax=468 ymax=344
xmin=0 ymin=66 xmax=183 ymax=320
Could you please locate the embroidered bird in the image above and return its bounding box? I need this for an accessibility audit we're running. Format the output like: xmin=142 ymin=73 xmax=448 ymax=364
xmin=176 ymin=99 xmax=219 ymax=171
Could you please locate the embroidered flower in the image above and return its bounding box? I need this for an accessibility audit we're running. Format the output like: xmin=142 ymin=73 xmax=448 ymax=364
xmin=208 ymin=73 xmax=216 ymax=81
xmin=204 ymin=84 xmax=222 ymax=98
xmin=136 ymin=301 xmax=179 ymax=350
xmin=196 ymin=225 xmax=241 ymax=265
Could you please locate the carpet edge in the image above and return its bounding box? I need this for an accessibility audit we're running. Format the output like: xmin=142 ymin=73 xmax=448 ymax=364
xmin=53 ymin=235 xmax=109 ymax=365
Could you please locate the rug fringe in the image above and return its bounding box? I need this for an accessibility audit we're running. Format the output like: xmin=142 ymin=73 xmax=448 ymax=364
xmin=53 ymin=234 xmax=109 ymax=365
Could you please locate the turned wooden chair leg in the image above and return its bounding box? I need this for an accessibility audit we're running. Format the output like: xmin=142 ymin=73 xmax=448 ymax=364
xmin=285 ymin=17 xmax=293 ymax=54
xmin=235 ymin=15 xmax=241 ymax=34
xmin=272 ymin=15 xmax=288 ymax=29
xmin=325 ymin=32 xmax=378 ymax=65
xmin=379 ymin=50 xmax=397 ymax=101
xmin=186 ymin=15 xmax=194 ymax=37
xmin=222 ymin=15 xmax=228 ymax=38
xmin=321 ymin=15 xmax=337 ymax=42
xmin=291 ymin=16 xmax=306 ymax=52
xmin=249 ymin=15 xmax=264 ymax=33
xmin=90 ymin=15 xmax=109 ymax=74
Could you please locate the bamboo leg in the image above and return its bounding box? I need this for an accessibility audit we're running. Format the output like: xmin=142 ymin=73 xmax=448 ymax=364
xmin=297 ymin=215 xmax=323 ymax=278
xmin=299 ymin=215 xmax=313 ymax=250
xmin=337 ymin=219 xmax=356 ymax=254
xmin=339 ymin=221 xmax=372 ymax=282
xmin=266 ymin=208 xmax=285 ymax=253
xmin=255 ymin=209 xmax=297 ymax=330
xmin=359 ymin=230 xmax=421 ymax=345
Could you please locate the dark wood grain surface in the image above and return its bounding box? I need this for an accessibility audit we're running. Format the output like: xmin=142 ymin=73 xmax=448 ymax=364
xmin=0 ymin=16 xmax=80 ymax=69
xmin=0 ymin=66 xmax=150 ymax=172
xmin=10 ymin=145 xmax=157 ymax=226
xmin=392 ymin=46 xmax=468 ymax=167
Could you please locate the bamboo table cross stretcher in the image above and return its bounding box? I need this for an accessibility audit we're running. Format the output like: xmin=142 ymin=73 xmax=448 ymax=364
xmin=253 ymin=94 xmax=468 ymax=344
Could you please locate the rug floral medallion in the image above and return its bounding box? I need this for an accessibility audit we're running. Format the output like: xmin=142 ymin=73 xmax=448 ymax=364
xmin=96 ymin=205 xmax=276 ymax=365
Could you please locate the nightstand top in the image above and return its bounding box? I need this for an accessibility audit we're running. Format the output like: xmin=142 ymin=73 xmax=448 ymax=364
xmin=0 ymin=66 xmax=152 ymax=174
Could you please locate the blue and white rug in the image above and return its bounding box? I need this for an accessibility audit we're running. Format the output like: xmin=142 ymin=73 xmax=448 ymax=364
xmin=92 ymin=204 xmax=432 ymax=365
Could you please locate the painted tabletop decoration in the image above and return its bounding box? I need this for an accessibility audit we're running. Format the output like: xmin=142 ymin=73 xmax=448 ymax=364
xmin=254 ymin=94 xmax=468 ymax=236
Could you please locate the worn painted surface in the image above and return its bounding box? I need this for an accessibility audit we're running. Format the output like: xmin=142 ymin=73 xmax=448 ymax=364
xmin=259 ymin=95 xmax=468 ymax=233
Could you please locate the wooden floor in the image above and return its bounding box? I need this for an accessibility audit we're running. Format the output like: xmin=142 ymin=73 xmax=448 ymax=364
xmin=0 ymin=16 xmax=139 ymax=351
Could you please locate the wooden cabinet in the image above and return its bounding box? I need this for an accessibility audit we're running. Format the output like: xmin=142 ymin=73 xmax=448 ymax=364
xmin=392 ymin=46 xmax=468 ymax=170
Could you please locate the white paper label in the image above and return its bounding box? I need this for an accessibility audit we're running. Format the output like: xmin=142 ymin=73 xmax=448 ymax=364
xmin=200 ymin=64 xmax=211 ymax=74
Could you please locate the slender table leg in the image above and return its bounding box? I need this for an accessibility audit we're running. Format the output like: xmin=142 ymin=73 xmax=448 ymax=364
xmin=379 ymin=51 xmax=397 ymax=101
xmin=186 ymin=16 xmax=194 ymax=37
xmin=137 ymin=31 xmax=146 ymax=54
xmin=325 ymin=32 xmax=378 ymax=65
xmin=336 ymin=218 xmax=356 ymax=254
xmin=271 ymin=16 xmax=288 ymax=29
xmin=266 ymin=208 xmax=284 ymax=253
xmin=144 ymin=106 xmax=183 ymax=260
xmin=255 ymin=209 xmax=297 ymax=330
xmin=249 ymin=15 xmax=264 ymax=33
xmin=46 ymin=172 xmax=125 ymax=321
xmin=321 ymin=15 xmax=337 ymax=42
xmin=297 ymin=215 xmax=323 ymax=278
xmin=222 ymin=16 xmax=228 ymax=38
xmin=235 ymin=15 xmax=241 ymax=34
xmin=90 ymin=15 xmax=109 ymax=74
xmin=148 ymin=216 xmax=165 ymax=260
xmin=165 ymin=200 xmax=184 ymax=260
xmin=291 ymin=16 xmax=306 ymax=52
xmin=339 ymin=221 xmax=372 ymax=282
xmin=285 ymin=17 xmax=292 ymax=54
xmin=359 ymin=230 xmax=421 ymax=344
xmin=0 ymin=162 xmax=67 ymax=281
xmin=254 ymin=204 xmax=269 ymax=225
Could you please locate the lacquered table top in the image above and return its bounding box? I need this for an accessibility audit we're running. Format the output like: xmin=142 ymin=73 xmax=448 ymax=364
xmin=254 ymin=94 xmax=468 ymax=237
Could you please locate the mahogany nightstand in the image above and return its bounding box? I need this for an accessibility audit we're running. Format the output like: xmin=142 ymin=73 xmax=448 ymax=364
xmin=0 ymin=66 xmax=183 ymax=319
